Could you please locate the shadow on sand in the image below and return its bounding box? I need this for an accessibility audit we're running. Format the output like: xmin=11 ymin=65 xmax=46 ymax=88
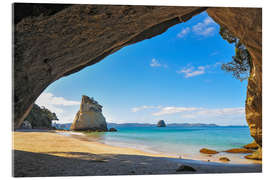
xmin=13 ymin=150 xmax=262 ymax=177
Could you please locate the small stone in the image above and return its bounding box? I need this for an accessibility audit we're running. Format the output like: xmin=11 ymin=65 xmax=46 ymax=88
xmin=219 ymin=157 xmax=230 ymax=162
xmin=176 ymin=165 xmax=196 ymax=172
xmin=109 ymin=128 xmax=117 ymax=132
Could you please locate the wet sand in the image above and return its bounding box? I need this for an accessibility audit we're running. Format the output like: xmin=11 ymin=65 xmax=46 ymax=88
xmin=12 ymin=130 xmax=262 ymax=177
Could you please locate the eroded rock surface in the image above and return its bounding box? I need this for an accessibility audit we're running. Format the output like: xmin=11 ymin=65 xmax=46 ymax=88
xmin=70 ymin=95 xmax=107 ymax=131
xmin=207 ymin=8 xmax=262 ymax=159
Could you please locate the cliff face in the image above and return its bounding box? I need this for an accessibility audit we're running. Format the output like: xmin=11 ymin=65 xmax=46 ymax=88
xmin=13 ymin=4 xmax=261 ymax=158
xmin=70 ymin=96 xmax=108 ymax=131
xmin=207 ymin=8 xmax=262 ymax=159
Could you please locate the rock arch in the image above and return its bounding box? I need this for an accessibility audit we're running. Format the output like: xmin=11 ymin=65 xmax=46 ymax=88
xmin=14 ymin=4 xmax=262 ymax=157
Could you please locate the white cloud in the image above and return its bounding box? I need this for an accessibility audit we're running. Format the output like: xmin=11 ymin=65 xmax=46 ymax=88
xmin=35 ymin=92 xmax=80 ymax=123
xmin=210 ymin=51 xmax=219 ymax=56
xmin=176 ymin=62 xmax=221 ymax=78
xmin=177 ymin=65 xmax=208 ymax=78
xmin=36 ymin=93 xmax=80 ymax=106
xmin=131 ymin=105 xmax=162 ymax=112
xmin=192 ymin=17 xmax=216 ymax=37
xmin=150 ymin=58 xmax=168 ymax=68
xmin=203 ymin=17 xmax=215 ymax=25
xmin=199 ymin=108 xmax=245 ymax=116
xmin=152 ymin=107 xmax=200 ymax=116
xmin=152 ymin=106 xmax=245 ymax=117
xmin=128 ymin=104 xmax=245 ymax=125
xmin=177 ymin=27 xmax=190 ymax=38
xmin=150 ymin=58 xmax=161 ymax=67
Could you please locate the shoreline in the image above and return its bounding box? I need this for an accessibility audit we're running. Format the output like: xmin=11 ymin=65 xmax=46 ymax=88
xmin=13 ymin=130 xmax=262 ymax=176
xmin=57 ymin=130 xmax=261 ymax=165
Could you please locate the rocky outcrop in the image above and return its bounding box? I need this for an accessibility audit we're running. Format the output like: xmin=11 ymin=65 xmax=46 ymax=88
xmin=244 ymin=147 xmax=262 ymax=160
xmin=224 ymin=148 xmax=253 ymax=154
xmin=70 ymin=95 xmax=108 ymax=131
xmin=243 ymin=141 xmax=259 ymax=150
xmin=199 ymin=148 xmax=219 ymax=154
xmin=207 ymin=8 xmax=262 ymax=159
xmin=157 ymin=120 xmax=166 ymax=127
xmin=13 ymin=4 xmax=262 ymax=159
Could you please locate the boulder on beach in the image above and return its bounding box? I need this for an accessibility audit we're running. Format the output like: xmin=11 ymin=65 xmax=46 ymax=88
xmin=70 ymin=95 xmax=108 ymax=131
xmin=224 ymin=148 xmax=253 ymax=153
xmin=243 ymin=141 xmax=259 ymax=150
xmin=176 ymin=165 xmax=196 ymax=172
xmin=109 ymin=128 xmax=117 ymax=132
xmin=157 ymin=120 xmax=166 ymax=127
xmin=219 ymin=157 xmax=230 ymax=162
xmin=199 ymin=148 xmax=219 ymax=154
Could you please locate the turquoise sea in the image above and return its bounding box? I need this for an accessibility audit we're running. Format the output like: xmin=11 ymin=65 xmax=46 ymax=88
xmin=57 ymin=124 xmax=255 ymax=163
xmin=93 ymin=126 xmax=254 ymax=158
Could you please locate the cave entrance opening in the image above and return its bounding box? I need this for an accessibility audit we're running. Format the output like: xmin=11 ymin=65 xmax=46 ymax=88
xmin=34 ymin=11 xmax=251 ymax=152
xmin=13 ymin=4 xmax=262 ymax=161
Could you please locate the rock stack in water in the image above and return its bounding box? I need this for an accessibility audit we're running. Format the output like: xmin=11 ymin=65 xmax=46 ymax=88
xmin=70 ymin=95 xmax=108 ymax=131
xmin=157 ymin=120 xmax=166 ymax=127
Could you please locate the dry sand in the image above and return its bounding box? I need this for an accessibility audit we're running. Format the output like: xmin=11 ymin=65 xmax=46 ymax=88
xmin=12 ymin=130 xmax=262 ymax=177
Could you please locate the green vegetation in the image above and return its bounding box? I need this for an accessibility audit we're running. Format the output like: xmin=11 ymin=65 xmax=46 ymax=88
xmin=24 ymin=104 xmax=58 ymax=128
xmin=219 ymin=26 xmax=251 ymax=82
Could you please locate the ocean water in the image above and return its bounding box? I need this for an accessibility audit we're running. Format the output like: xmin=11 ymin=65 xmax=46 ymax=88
xmin=91 ymin=126 xmax=254 ymax=158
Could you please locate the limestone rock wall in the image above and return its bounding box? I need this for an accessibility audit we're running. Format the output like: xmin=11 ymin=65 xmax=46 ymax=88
xmin=207 ymin=8 xmax=262 ymax=157
xmin=70 ymin=95 xmax=108 ymax=131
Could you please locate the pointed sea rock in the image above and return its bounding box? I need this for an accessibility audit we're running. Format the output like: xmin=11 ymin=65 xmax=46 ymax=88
xmin=70 ymin=95 xmax=108 ymax=131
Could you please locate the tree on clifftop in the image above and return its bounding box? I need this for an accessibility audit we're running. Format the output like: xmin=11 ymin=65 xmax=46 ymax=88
xmin=219 ymin=26 xmax=251 ymax=82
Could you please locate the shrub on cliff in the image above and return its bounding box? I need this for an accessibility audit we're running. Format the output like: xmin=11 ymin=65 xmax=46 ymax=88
xmin=219 ymin=26 xmax=251 ymax=82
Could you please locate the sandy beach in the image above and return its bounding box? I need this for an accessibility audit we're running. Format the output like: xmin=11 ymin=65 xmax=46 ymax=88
xmin=13 ymin=130 xmax=262 ymax=177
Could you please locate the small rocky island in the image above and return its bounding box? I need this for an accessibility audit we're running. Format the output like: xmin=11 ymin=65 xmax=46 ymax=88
xmin=70 ymin=95 xmax=108 ymax=131
xmin=157 ymin=120 xmax=166 ymax=127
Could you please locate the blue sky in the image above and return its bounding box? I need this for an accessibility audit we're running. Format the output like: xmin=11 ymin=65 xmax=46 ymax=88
xmin=36 ymin=12 xmax=248 ymax=126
